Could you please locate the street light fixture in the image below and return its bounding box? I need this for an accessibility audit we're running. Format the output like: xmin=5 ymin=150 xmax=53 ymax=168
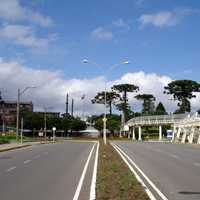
xmin=82 ymin=59 xmax=130 ymax=145
xmin=16 ymin=86 xmax=36 ymax=140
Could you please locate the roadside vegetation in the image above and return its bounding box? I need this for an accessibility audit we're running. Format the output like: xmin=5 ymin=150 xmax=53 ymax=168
xmin=96 ymin=141 xmax=149 ymax=200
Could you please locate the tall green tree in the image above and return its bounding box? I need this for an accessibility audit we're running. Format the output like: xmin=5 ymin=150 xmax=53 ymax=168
xmin=164 ymin=80 xmax=200 ymax=113
xmin=155 ymin=102 xmax=167 ymax=115
xmin=135 ymin=94 xmax=156 ymax=115
xmin=91 ymin=91 xmax=120 ymax=115
xmin=112 ymin=84 xmax=139 ymax=121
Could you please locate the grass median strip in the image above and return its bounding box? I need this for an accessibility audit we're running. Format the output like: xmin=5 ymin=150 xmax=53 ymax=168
xmin=96 ymin=141 xmax=149 ymax=200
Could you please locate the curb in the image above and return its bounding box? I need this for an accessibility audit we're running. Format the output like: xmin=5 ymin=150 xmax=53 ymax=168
xmin=0 ymin=144 xmax=31 ymax=152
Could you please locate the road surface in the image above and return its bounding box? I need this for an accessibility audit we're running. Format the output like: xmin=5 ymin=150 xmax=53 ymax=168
xmin=113 ymin=141 xmax=200 ymax=200
xmin=0 ymin=141 xmax=98 ymax=200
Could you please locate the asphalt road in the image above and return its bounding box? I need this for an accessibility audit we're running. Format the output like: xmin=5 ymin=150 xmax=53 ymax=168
xmin=0 ymin=141 xmax=97 ymax=200
xmin=114 ymin=141 xmax=200 ymax=200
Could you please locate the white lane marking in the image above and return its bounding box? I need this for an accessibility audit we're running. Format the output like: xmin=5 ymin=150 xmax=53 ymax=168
xmin=24 ymin=159 xmax=31 ymax=164
xmin=6 ymin=166 xmax=16 ymax=172
xmin=168 ymin=154 xmax=179 ymax=159
xmin=90 ymin=142 xmax=99 ymax=200
xmin=113 ymin=143 xmax=169 ymax=200
xmin=33 ymin=154 xmax=41 ymax=159
xmin=73 ymin=144 xmax=95 ymax=200
xmin=111 ymin=143 xmax=156 ymax=200
xmin=194 ymin=162 xmax=200 ymax=167
xmin=153 ymin=148 xmax=164 ymax=153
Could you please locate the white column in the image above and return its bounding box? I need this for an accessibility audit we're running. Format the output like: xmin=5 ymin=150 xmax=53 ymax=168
xmin=138 ymin=126 xmax=142 ymax=141
xmin=176 ymin=127 xmax=181 ymax=142
xmin=132 ymin=127 xmax=136 ymax=141
xmin=181 ymin=128 xmax=187 ymax=144
xmin=159 ymin=125 xmax=162 ymax=141
xmin=189 ymin=127 xmax=195 ymax=144
xmin=128 ymin=131 xmax=130 ymax=139
xmin=197 ymin=130 xmax=200 ymax=144
xmin=172 ymin=126 xmax=176 ymax=142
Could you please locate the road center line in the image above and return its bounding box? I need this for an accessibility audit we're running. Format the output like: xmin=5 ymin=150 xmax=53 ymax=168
xmin=90 ymin=142 xmax=99 ymax=200
xmin=33 ymin=154 xmax=41 ymax=159
xmin=194 ymin=162 xmax=200 ymax=167
xmin=24 ymin=159 xmax=31 ymax=164
xmin=73 ymin=143 xmax=96 ymax=200
xmin=113 ymin=143 xmax=168 ymax=200
xmin=6 ymin=166 xmax=16 ymax=172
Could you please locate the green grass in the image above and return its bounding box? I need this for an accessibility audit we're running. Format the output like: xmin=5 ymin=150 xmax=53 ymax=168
xmin=96 ymin=140 xmax=149 ymax=200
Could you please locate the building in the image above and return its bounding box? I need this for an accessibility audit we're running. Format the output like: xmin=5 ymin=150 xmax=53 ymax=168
xmin=34 ymin=111 xmax=60 ymax=118
xmin=0 ymin=100 xmax=33 ymax=126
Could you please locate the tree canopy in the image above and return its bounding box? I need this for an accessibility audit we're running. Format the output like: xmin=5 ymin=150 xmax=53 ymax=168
xmin=155 ymin=102 xmax=167 ymax=115
xmin=91 ymin=91 xmax=120 ymax=115
xmin=112 ymin=83 xmax=139 ymax=122
xmin=164 ymin=80 xmax=200 ymax=113
xmin=135 ymin=94 xmax=156 ymax=115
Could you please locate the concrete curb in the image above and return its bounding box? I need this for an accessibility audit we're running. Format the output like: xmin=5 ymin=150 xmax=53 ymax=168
xmin=0 ymin=144 xmax=31 ymax=152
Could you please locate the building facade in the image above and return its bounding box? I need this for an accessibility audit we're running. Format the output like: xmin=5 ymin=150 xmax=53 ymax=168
xmin=0 ymin=101 xmax=33 ymax=126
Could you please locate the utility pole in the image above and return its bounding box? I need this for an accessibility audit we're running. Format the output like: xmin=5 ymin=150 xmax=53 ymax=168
xmin=71 ymin=98 xmax=74 ymax=117
xmin=66 ymin=93 xmax=69 ymax=115
xmin=20 ymin=117 xmax=23 ymax=144
xmin=16 ymin=88 xmax=20 ymax=140
xmin=44 ymin=110 xmax=47 ymax=140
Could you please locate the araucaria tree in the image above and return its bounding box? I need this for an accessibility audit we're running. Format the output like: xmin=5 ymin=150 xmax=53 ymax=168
xmin=91 ymin=91 xmax=121 ymax=115
xmin=135 ymin=94 xmax=156 ymax=115
xmin=112 ymin=83 xmax=139 ymax=122
xmin=155 ymin=102 xmax=167 ymax=115
xmin=164 ymin=80 xmax=200 ymax=113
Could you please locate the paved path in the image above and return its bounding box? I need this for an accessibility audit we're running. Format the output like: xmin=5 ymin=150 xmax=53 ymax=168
xmin=0 ymin=141 xmax=98 ymax=200
xmin=113 ymin=141 xmax=200 ymax=200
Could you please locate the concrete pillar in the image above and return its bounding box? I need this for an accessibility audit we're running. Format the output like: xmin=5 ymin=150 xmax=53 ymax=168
xmin=159 ymin=125 xmax=162 ymax=141
xmin=189 ymin=127 xmax=195 ymax=144
xmin=128 ymin=131 xmax=130 ymax=139
xmin=181 ymin=128 xmax=187 ymax=144
xmin=172 ymin=126 xmax=176 ymax=142
xmin=138 ymin=126 xmax=142 ymax=141
xmin=176 ymin=127 xmax=181 ymax=142
xmin=132 ymin=127 xmax=136 ymax=141
xmin=197 ymin=131 xmax=200 ymax=144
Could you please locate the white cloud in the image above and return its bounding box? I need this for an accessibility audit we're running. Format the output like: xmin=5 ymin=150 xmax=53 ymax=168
xmin=0 ymin=58 xmax=199 ymax=116
xmin=112 ymin=19 xmax=130 ymax=30
xmin=139 ymin=8 xmax=195 ymax=28
xmin=0 ymin=0 xmax=53 ymax=27
xmin=0 ymin=24 xmax=55 ymax=48
xmin=91 ymin=27 xmax=114 ymax=41
xmin=136 ymin=0 xmax=145 ymax=6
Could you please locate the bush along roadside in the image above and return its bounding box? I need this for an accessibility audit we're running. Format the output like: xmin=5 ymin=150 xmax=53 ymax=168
xmin=96 ymin=141 xmax=149 ymax=200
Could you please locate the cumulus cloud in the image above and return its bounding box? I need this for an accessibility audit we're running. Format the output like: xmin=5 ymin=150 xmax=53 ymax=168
xmin=139 ymin=8 xmax=195 ymax=28
xmin=112 ymin=19 xmax=130 ymax=30
xmin=0 ymin=0 xmax=53 ymax=27
xmin=91 ymin=27 xmax=114 ymax=41
xmin=0 ymin=58 xmax=199 ymax=116
xmin=0 ymin=24 xmax=56 ymax=48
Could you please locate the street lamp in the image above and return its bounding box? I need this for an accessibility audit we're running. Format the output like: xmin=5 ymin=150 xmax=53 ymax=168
xmin=43 ymin=106 xmax=53 ymax=140
xmin=82 ymin=59 xmax=130 ymax=144
xmin=16 ymin=86 xmax=36 ymax=140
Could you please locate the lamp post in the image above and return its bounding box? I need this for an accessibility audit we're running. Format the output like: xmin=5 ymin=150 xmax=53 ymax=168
xmin=16 ymin=86 xmax=36 ymax=140
xmin=43 ymin=106 xmax=53 ymax=140
xmin=82 ymin=59 xmax=130 ymax=144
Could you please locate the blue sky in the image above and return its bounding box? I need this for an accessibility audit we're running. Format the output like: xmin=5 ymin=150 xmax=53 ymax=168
xmin=0 ymin=0 xmax=200 ymax=113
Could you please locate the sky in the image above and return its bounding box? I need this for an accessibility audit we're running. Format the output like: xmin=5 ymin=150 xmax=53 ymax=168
xmin=0 ymin=0 xmax=200 ymax=115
